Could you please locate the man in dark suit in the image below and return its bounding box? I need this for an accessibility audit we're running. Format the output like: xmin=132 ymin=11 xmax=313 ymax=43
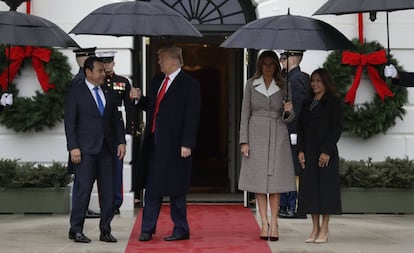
xmin=130 ymin=46 xmax=201 ymax=242
xmin=65 ymin=56 xmax=126 ymax=243
xmin=69 ymin=47 xmax=101 ymax=219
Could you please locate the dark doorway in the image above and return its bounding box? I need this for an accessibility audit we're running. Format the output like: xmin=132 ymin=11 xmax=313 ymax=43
xmin=148 ymin=36 xmax=240 ymax=193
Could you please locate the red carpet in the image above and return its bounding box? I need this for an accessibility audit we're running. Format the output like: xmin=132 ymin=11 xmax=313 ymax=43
xmin=125 ymin=204 xmax=271 ymax=253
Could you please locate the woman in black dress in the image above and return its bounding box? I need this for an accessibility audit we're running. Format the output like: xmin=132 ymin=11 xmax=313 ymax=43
xmin=296 ymin=68 xmax=343 ymax=243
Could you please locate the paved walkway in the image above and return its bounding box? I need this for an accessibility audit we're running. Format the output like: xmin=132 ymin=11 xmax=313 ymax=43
xmin=0 ymin=209 xmax=413 ymax=253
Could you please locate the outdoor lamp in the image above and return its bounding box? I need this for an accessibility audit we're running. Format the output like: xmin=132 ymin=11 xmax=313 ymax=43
xmin=369 ymin=11 xmax=377 ymax=22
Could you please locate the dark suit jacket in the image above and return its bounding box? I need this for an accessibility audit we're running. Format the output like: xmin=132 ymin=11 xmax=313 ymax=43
xmin=392 ymin=71 xmax=414 ymax=87
xmin=64 ymin=81 xmax=125 ymax=155
xmin=66 ymin=69 xmax=85 ymax=174
xmin=135 ymin=70 xmax=201 ymax=195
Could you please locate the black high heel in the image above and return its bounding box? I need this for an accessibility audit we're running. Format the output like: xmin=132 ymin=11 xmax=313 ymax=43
xmin=259 ymin=223 xmax=270 ymax=240
xmin=269 ymin=225 xmax=279 ymax=241
xmin=269 ymin=236 xmax=279 ymax=241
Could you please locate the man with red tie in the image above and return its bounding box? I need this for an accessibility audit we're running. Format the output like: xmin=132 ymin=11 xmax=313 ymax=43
xmin=130 ymin=46 xmax=201 ymax=242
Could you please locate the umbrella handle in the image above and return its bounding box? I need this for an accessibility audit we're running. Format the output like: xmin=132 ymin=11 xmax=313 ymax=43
xmin=282 ymin=96 xmax=290 ymax=120
xmin=385 ymin=11 xmax=392 ymax=85
xmin=386 ymin=11 xmax=390 ymax=64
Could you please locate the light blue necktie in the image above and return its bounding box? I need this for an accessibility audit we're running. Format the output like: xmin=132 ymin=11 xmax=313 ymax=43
xmin=93 ymin=87 xmax=104 ymax=116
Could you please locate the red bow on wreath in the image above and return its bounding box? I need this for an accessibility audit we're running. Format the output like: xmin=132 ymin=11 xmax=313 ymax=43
xmin=0 ymin=46 xmax=56 ymax=92
xmin=342 ymin=49 xmax=393 ymax=105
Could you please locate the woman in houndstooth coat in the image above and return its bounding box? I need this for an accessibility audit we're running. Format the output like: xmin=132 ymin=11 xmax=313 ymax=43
xmin=239 ymin=51 xmax=296 ymax=241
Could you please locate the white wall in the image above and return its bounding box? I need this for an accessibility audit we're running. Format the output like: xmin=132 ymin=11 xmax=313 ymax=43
xmin=1 ymin=0 xmax=414 ymax=193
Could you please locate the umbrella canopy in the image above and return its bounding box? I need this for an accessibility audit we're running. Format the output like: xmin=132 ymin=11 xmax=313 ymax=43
xmin=0 ymin=0 xmax=79 ymax=47
xmin=220 ymin=13 xmax=354 ymax=50
xmin=314 ymin=0 xmax=414 ymax=60
xmin=314 ymin=0 xmax=414 ymax=15
xmin=70 ymin=1 xmax=202 ymax=37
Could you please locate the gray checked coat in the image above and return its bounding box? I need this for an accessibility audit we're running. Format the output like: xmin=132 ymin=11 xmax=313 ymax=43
xmin=238 ymin=76 xmax=297 ymax=194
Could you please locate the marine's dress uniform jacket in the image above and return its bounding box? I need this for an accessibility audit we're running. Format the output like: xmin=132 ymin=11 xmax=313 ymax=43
xmin=286 ymin=66 xmax=310 ymax=176
xmin=238 ymin=76 xmax=297 ymax=194
xmin=102 ymin=73 xmax=139 ymax=135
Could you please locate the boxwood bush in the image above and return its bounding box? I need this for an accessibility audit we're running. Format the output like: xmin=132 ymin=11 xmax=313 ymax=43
xmin=339 ymin=157 xmax=414 ymax=189
xmin=0 ymin=159 xmax=71 ymax=188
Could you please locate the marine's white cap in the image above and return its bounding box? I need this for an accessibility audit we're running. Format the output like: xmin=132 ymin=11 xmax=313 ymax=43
xmin=96 ymin=51 xmax=117 ymax=62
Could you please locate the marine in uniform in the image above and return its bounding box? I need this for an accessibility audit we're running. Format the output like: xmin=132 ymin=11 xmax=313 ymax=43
xmin=384 ymin=63 xmax=414 ymax=86
xmin=71 ymin=47 xmax=97 ymax=87
xmin=279 ymin=50 xmax=310 ymax=219
xmin=96 ymin=51 xmax=139 ymax=214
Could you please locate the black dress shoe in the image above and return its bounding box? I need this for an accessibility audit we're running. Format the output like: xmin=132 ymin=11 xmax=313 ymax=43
xmin=277 ymin=210 xmax=287 ymax=218
xmin=279 ymin=209 xmax=296 ymax=218
xmin=69 ymin=232 xmax=91 ymax=243
xmin=139 ymin=233 xmax=152 ymax=241
xmin=100 ymin=232 xmax=117 ymax=243
xmin=85 ymin=209 xmax=100 ymax=218
xmin=164 ymin=234 xmax=190 ymax=241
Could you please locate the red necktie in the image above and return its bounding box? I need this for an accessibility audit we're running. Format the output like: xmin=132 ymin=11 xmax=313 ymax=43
xmin=151 ymin=76 xmax=169 ymax=133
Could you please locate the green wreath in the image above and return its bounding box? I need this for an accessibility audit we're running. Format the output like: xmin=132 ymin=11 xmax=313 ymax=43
xmin=323 ymin=39 xmax=408 ymax=139
xmin=0 ymin=45 xmax=72 ymax=132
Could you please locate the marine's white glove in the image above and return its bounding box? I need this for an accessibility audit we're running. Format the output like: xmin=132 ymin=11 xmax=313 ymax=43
xmin=1 ymin=93 xmax=12 ymax=106
xmin=5 ymin=93 xmax=13 ymax=105
xmin=384 ymin=64 xmax=398 ymax=78
xmin=0 ymin=93 xmax=7 ymax=106
xmin=125 ymin=134 xmax=132 ymax=144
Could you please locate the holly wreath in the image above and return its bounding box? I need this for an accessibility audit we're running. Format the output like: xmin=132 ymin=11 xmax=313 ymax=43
xmin=0 ymin=45 xmax=72 ymax=132
xmin=323 ymin=39 xmax=408 ymax=139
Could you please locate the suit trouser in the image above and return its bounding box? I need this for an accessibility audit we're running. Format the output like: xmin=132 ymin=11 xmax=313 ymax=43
xmin=281 ymin=143 xmax=300 ymax=210
xmin=141 ymin=191 xmax=189 ymax=236
xmin=280 ymin=191 xmax=297 ymax=210
xmin=70 ymin=145 xmax=114 ymax=233
xmin=113 ymin=149 xmax=123 ymax=208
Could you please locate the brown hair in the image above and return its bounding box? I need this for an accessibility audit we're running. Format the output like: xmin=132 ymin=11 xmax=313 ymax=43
xmin=252 ymin=50 xmax=286 ymax=88
xmin=310 ymin=68 xmax=339 ymax=97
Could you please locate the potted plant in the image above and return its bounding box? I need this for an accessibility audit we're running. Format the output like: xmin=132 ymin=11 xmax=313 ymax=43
xmin=0 ymin=158 xmax=72 ymax=214
xmin=339 ymin=157 xmax=414 ymax=214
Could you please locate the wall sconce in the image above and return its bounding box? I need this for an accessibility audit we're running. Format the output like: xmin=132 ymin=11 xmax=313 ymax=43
xmin=369 ymin=11 xmax=377 ymax=22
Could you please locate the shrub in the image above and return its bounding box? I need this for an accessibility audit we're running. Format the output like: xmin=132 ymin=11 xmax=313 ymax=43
xmin=0 ymin=158 xmax=17 ymax=187
xmin=0 ymin=159 xmax=71 ymax=188
xmin=339 ymin=157 xmax=414 ymax=189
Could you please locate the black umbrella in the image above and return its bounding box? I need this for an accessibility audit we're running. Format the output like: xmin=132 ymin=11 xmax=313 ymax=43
xmin=314 ymin=0 xmax=414 ymax=15
xmin=0 ymin=0 xmax=79 ymax=47
xmin=220 ymin=12 xmax=354 ymax=50
xmin=314 ymin=0 xmax=414 ymax=61
xmin=0 ymin=0 xmax=78 ymax=106
xmin=220 ymin=11 xmax=354 ymax=102
xmin=70 ymin=0 xmax=202 ymax=37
